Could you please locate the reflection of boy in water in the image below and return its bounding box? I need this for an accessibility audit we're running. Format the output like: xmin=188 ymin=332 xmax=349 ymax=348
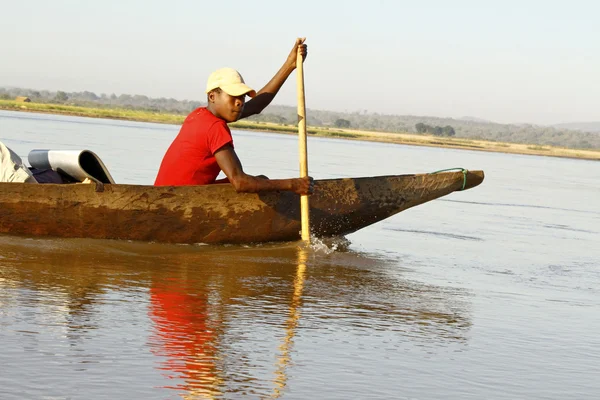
xmin=149 ymin=282 xmax=221 ymax=396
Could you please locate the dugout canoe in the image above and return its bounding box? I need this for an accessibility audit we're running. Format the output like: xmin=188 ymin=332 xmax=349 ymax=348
xmin=0 ymin=170 xmax=484 ymax=244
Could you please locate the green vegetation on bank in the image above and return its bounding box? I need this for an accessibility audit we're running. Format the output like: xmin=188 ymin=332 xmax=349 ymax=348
xmin=2 ymin=99 xmax=598 ymax=161
xmin=0 ymin=99 xmax=350 ymax=137
xmin=2 ymin=86 xmax=599 ymax=150
xmin=0 ymin=99 xmax=185 ymax=124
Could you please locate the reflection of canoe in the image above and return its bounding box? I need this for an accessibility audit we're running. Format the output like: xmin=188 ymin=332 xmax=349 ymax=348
xmin=0 ymin=238 xmax=472 ymax=397
xmin=0 ymin=170 xmax=484 ymax=244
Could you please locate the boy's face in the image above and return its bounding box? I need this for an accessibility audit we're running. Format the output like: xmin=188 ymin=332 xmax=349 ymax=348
xmin=209 ymin=89 xmax=246 ymax=122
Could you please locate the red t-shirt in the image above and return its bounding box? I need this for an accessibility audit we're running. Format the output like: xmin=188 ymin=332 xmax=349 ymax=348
xmin=154 ymin=107 xmax=233 ymax=186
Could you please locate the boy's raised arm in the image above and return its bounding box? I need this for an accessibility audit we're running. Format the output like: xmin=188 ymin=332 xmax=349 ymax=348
xmin=240 ymin=38 xmax=308 ymax=119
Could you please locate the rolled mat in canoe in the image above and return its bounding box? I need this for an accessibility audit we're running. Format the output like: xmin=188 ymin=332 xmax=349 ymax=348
xmin=28 ymin=149 xmax=115 ymax=184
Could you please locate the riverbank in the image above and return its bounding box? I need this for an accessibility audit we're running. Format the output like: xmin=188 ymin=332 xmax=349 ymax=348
xmin=2 ymin=100 xmax=598 ymax=161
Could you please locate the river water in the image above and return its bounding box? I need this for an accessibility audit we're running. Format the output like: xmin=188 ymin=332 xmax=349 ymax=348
xmin=1 ymin=110 xmax=599 ymax=399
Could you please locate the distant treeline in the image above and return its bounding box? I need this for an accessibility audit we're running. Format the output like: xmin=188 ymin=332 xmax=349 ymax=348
xmin=0 ymin=87 xmax=203 ymax=115
xmin=255 ymin=106 xmax=600 ymax=150
xmin=1 ymin=87 xmax=599 ymax=150
xmin=415 ymin=123 xmax=455 ymax=137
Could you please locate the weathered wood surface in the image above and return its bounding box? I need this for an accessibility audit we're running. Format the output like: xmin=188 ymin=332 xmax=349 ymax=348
xmin=0 ymin=170 xmax=484 ymax=244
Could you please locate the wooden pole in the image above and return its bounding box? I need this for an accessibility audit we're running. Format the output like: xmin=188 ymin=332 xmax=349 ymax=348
xmin=296 ymin=46 xmax=310 ymax=243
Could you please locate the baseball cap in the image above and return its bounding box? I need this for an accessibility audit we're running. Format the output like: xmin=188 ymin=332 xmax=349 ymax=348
xmin=205 ymin=67 xmax=256 ymax=98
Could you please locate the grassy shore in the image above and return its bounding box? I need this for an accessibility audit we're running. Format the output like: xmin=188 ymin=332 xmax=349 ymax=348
xmin=2 ymin=99 xmax=599 ymax=161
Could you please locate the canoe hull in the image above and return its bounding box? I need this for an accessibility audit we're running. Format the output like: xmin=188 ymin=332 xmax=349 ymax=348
xmin=0 ymin=170 xmax=484 ymax=244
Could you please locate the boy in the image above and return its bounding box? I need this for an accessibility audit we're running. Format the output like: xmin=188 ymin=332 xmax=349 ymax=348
xmin=155 ymin=38 xmax=313 ymax=195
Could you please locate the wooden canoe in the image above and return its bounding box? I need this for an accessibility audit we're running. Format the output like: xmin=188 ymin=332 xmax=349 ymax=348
xmin=0 ymin=170 xmax=484 ymax=244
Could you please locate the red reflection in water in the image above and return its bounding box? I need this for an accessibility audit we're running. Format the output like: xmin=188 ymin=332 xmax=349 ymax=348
xmin=149 ymin=280 xmax=222 ymax=397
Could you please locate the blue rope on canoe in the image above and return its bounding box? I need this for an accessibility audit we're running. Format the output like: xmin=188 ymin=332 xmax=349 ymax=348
xmin=429 ymin=168 xmax=468 ymax=190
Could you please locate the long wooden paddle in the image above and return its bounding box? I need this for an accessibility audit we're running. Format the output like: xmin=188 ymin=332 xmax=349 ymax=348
xmin=296 ymin=45 xmax=310 ymax=243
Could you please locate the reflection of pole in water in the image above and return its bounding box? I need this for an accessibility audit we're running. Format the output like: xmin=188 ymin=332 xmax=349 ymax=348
xmin=272 ymin=246 xmax=308 ymax=398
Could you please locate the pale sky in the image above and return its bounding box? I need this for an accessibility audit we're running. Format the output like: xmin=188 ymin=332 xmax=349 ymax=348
xmin=1 ymin=0 xmax=598 ymax=125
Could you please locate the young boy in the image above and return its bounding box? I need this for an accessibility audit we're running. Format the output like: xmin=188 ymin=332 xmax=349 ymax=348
xmin=155 ymin=38 xmax=313 ymax=195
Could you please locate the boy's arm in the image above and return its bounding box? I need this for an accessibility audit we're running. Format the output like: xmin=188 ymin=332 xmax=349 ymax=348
xmin=214 ymin=144 xmax=313 ymax=194
xmin=240 ymin=38 xmax=308 ymax=119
